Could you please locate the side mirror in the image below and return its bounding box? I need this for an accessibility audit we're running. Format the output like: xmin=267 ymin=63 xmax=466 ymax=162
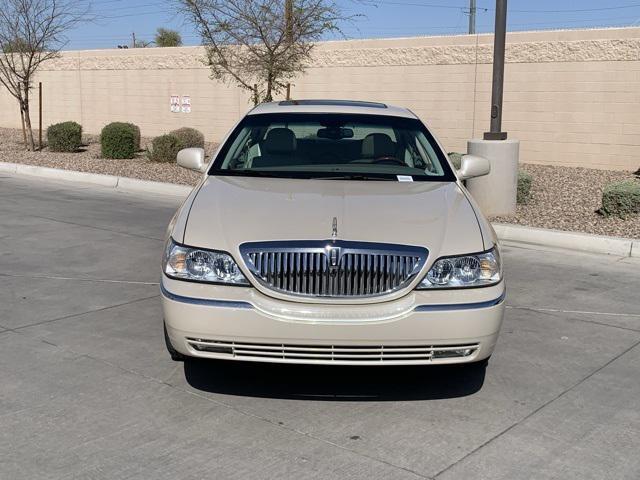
xmin=457 ymin=154 xmax=490 ymax=180
xmin=177 ymin=148 xmax=206 ymax=173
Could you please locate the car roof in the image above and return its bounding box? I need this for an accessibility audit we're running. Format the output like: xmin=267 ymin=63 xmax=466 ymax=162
xmin=248 ymin=100 xmax=418 ymax=119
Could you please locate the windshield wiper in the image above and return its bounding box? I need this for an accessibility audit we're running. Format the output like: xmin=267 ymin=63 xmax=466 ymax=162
xmin=312 ymin=174 xmax=396 ymax=181
xmin=213 ymin=170 xmax=285 ymax=178
xmin=213 ymin=171 xmax=398 ymax=181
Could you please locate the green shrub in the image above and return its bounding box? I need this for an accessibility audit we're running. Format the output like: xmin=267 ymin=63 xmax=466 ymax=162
xmin=448 ymin=152 xmax=463 ymax=170
xmin=47 ymin=121 xmax=82 ymax=152
xmin=129 ymin=123 xmax=141 ymax=151
xmin=170 ymin=127 xmax=204 ymax=149
xmin=148 ymin=134 xmax=183 ymax=163
xmin=600 ymin=179 xmax=640 ymax=218
xmin=517 ymin=171 xmax=533 ymax=204
xmin=101 ymin=122 xmax=138 ymax=159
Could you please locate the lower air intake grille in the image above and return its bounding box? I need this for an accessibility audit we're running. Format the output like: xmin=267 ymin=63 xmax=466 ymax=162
xmin=186 ymin=338 xmax=479 ymax=364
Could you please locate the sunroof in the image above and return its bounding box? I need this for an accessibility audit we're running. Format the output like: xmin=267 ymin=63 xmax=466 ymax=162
xmin=278 ymin=99 xmax=387 ymax=109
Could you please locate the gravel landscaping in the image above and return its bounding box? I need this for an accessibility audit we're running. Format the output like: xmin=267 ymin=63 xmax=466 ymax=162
xmin=2 ymin=127 xmax=638 ymax=239
xmin=491 ymin=164 xmax=640 ymax=239
xmin=0 ymin=127 xmax=207 ymax=186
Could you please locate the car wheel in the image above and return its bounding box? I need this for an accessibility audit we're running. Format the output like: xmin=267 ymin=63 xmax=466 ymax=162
xmin=164 ymin=322 xmax=186 ymax=362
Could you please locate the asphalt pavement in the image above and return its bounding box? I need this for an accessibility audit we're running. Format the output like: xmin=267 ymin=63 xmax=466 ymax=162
xmin=1 ymin=173 xmax=639 ymax=479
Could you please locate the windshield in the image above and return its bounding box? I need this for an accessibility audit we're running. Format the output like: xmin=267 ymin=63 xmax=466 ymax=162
xmin=210 ymin=113 xmax=456 ymax=181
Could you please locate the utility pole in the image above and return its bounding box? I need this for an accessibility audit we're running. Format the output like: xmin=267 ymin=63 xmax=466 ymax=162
xmin=484 ymin=0 xmax=507 ymax=140
xmin=285 ymin=0 xmax=293 ymax=100
xmin=468 ymin=0 xmax=476 ymax=34
xmin=132 ymin=32 xmax=136 ymax=48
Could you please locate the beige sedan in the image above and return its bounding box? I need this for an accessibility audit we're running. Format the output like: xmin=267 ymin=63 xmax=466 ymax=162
xmin=162 ymin=100 xmax=504 ymax=366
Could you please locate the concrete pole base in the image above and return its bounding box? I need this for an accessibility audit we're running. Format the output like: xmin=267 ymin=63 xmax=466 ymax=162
xmin=466 ymin=139 xmax=520 ymax=217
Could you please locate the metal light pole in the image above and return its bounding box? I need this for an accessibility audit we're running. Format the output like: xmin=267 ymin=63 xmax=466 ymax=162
xmin=484 ymin=0 xmax=507 ymax=140
xmin=467 ymin=0 xmax=519 ymax=217
xmin=468 ymin=0 xmax=476 ymax=34
xmin=38 ymin=82 xmax=42 ymax=151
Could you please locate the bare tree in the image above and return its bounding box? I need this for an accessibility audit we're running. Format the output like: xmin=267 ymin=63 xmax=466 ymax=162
xmin=0 ymin=0 xmax=87 ymax=151
xmin=133 ymin=39 xmax=154 ymax=48
xmin=178 ymin=0 xmax=352 ymax=104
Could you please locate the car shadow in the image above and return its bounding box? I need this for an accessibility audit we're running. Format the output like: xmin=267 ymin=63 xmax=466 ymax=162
xmin=184 ymin=358 xmax=486 ymax=401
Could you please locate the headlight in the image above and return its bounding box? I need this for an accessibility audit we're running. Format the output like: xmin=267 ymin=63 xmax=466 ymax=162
xmin=417 ymin=247 xmax=501 ymax=289
xmin=163 ymin=238 xmax=249 ymax=285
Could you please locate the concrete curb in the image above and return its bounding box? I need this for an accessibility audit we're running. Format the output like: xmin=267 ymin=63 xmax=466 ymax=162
xmin=2 ymin=161 xmax=638 ymax=258
xmin=0 ymin=162 xmax=193 ymax=197
xmin=493 ymin=223 xmax=639 ymax=258
xmin=0 ymin=162 xmax=18 ymax=174
xmin=116 ymin=176 xmax=193 ymax=196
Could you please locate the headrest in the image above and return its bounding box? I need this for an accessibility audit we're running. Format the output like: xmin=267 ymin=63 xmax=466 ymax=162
xmin=362 ymin=133 xmax=396 ymax=158
xmin=264 ymin=128 xmax=297 ymax=154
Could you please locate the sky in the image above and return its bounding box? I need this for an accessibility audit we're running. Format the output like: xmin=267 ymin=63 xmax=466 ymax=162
xmin=65 ymin=0 xmax=640 ymax=50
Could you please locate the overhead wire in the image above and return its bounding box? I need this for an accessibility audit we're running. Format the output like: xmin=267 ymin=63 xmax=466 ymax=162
xmin=64 ymin=1 xmax=640 ymax=48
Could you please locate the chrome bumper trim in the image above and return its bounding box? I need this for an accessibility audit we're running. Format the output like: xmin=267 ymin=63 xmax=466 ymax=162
xmin=160 ymin=284 xmax=253 ymax=309
xmin=414 ymin=291 xmax=505 ymax=312
xmin=162 ymin=283 xmax=504 ymax=313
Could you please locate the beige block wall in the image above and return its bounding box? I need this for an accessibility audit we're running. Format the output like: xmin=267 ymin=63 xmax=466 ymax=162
xmin=1 ymin=27 xmax=638 ymax=170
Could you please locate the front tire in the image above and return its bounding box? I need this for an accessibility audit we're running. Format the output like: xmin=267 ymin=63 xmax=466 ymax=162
xmin=164 ymin=323 xmax=186 ymax=361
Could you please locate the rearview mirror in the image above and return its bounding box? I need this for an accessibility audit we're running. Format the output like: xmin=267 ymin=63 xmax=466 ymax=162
xmin=177 ymin=148 xmax=206 ymax=173
xmin=317 ymin=127 xmax=354 ymax=139
xmin=457 ymin=154 xmax=490 ymax=180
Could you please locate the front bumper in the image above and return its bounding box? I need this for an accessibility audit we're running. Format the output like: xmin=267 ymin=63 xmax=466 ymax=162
xmin=161 ymin=277 xmax=505 ymax=365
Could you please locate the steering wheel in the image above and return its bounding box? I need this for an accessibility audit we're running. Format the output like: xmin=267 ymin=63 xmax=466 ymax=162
xmin=372 ymin=156 xmax=405 ymax=166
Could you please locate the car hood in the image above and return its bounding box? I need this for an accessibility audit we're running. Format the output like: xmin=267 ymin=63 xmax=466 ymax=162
xmin=182 ymin=176 xmax=485 ymax=261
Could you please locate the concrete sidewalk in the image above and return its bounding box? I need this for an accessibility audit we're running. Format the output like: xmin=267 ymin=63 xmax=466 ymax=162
xmin=1 ymin=174 xmax=639 ymax=479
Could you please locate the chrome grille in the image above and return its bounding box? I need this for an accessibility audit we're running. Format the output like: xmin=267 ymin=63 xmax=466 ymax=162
xmin=240 ymin=240 xmax=428 ymax=298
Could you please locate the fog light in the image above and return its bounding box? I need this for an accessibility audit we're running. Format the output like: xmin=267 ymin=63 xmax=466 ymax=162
xmin=187 ymin=338 xmax=234 ymax=354
xmin=193 ymin=344 xmax=233 ymax=354
xmin=433 ymin=348 xmax=473 ymax=358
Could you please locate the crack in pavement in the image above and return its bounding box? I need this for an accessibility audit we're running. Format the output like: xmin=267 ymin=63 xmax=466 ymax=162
xmin=0 ymin=272 xmax=160 ymax=286
xmin=0 ymin=294 xmax=160 ymax=332
xmin=432 ymin=338 xmax=640 ymax=479
xmin=507 ymin=305 xmax=640 ymax=333
xmin=32 ymin=214 xmax=165 ymax=242
xmin=1 ymin=211 xmax=165 ymax=243
xmin=507 ymin=305 xmax=640 ymax=319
